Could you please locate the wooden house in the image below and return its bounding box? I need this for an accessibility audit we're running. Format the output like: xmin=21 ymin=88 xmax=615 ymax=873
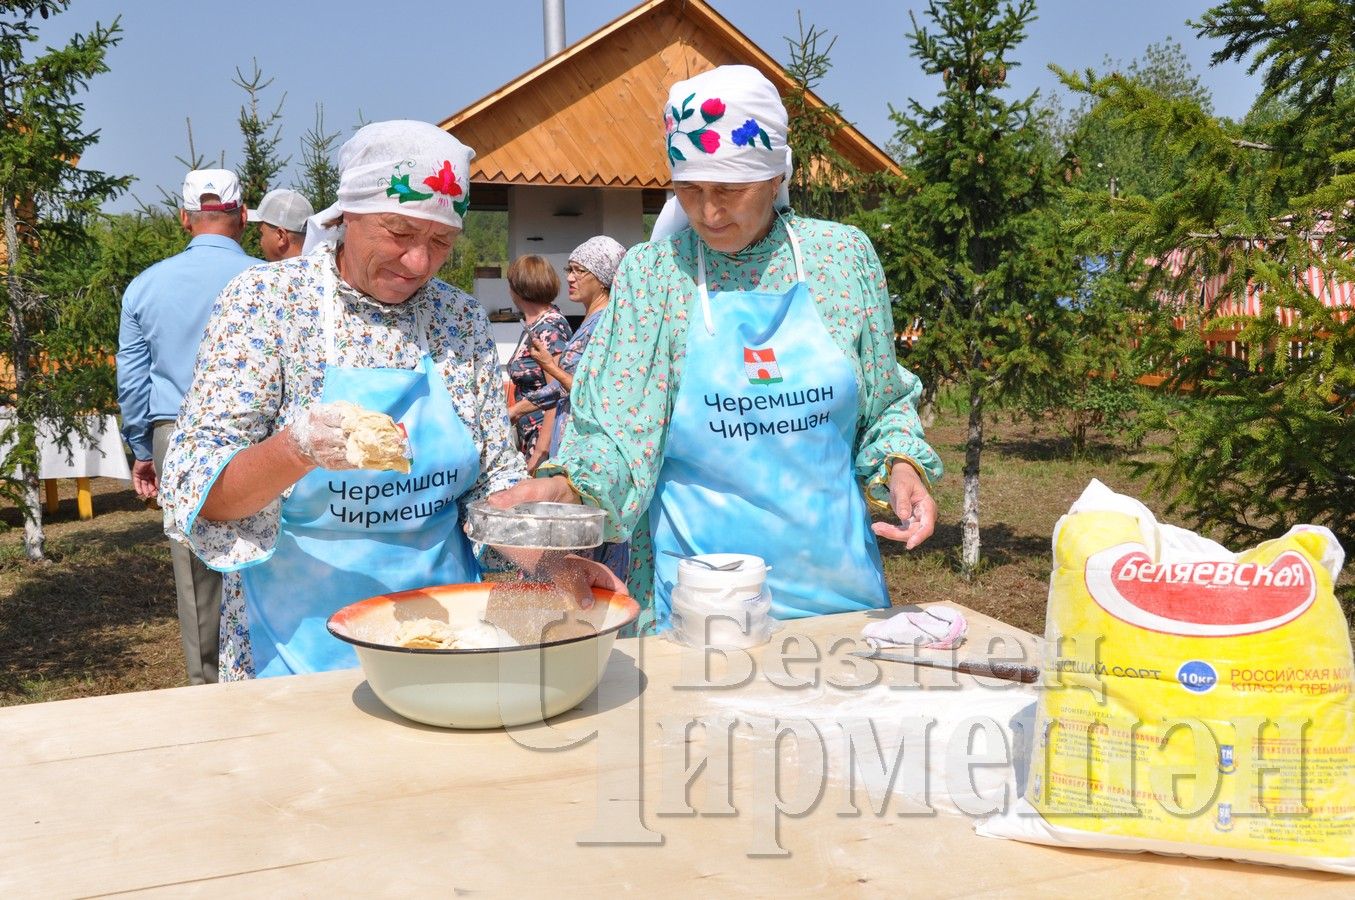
xmin=438 ymin=0 xmax=899 ymax=349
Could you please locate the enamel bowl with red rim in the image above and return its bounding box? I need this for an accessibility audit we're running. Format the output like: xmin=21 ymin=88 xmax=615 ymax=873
xmin=328 ymin=582 xmax=639 ymax=729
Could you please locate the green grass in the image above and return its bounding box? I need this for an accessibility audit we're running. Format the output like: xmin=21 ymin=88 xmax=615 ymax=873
xmin=0 ymin=483 xmax=183 ymax=704
xmin=877 ymin=417 xmax=1162 ymax=637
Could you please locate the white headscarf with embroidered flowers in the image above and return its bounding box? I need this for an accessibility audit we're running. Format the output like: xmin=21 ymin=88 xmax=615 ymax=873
xmin=302 ymin=120 xmax=475 ymax=252
xmin=653 ymin=65 xmax=793 ymax=241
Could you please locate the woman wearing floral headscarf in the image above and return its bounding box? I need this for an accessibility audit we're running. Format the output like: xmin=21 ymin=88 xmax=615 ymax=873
xmin=161 ymin=120 xmax=621 ymax=679
xmin=495 ymin=66 xmax=942 ymax=632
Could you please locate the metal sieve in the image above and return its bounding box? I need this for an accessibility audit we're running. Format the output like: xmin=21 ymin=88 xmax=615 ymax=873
xmin=464 ymin=500 xmax=605 ymax=551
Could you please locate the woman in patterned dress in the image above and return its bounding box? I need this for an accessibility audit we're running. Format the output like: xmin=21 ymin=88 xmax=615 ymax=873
xmin=492 ymin=67 xmax=943 ymax=633
xmin=503 ymin=255 xmax=571 ymax=472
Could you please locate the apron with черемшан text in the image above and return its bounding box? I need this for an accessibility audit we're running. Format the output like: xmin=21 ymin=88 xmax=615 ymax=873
xmin=648 ymin=219 xmax=889 ymax=630
xmin=237 ymin=270 xmax=481 ymax=677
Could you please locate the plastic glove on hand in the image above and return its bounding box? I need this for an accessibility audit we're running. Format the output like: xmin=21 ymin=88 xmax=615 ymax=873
xmin=488 ymin=474 xmax=580 ymax=509
xmin=289 ymin=403 xmax=356 ymax=470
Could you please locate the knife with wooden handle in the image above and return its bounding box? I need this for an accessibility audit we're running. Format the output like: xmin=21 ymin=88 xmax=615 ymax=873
xmin=850 ymin=649 xmax=1040 ymax=684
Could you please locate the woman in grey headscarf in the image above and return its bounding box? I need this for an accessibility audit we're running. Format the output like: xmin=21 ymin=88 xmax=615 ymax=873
xmin=528 ymin=235 xmax=630 ymax=579
xmin=527 ymin=235 xmax=628 ymax=457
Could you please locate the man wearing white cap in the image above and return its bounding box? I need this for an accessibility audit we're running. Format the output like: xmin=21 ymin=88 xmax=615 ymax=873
xmin=116 ymin=167 xmax=260 ymax=685
xmin=248 ymin=188 xmax=313 ymax=261
xmin=160 ymin=121 xmax=623 ymax=680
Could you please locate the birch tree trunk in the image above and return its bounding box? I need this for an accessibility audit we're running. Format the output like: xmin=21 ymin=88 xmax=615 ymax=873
xmin=960 ymin=377 xmax=984 ymax=579
xmin=19 ymin=425 xmax=43 ymax=562
xmin=2 ymin=190 xmax=45 ymax=561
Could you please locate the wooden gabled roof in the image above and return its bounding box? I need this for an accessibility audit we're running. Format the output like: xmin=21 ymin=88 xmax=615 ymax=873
xmin=439 ymin=0 xmax=899 ymax=189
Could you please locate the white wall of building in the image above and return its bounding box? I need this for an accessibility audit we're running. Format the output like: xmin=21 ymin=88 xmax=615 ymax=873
xmin=600 ymin=189 xmax=645 ymax=249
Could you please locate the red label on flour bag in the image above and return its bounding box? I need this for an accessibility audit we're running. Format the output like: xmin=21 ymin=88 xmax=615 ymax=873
xmin=1085 ymin=546 xmax=1317 ymax=635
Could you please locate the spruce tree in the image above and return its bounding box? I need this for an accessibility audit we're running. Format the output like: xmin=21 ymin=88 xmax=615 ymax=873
xmin=233 ymin=59 xmax=287 ymax=258
xmin=295 ymin=104 xmax=340 ymax=212
xmin=1013 ymin=41 xmax=1213 ymax=452
xmin=869 ymin=0 xmax=1078 ymax=576
xmin=1061 ymin=0 xmax=1355 ymax=550
xmin=781 ymin=14 xmax=864 ymax=221
xmin=1058 ymin=40 xmax=1213 ymax=201
xmin=0 ymin=0 xmax=129 ymax=559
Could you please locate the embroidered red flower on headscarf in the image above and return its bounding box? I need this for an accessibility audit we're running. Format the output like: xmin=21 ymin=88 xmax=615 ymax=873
xmin=700 ymin=97 xmax=726 ymax=119
xmin=665 ymin=113 xmax=676 ymax=135
xmin=423 ymin=160 xmax=463 ymax=197
xmin=697 ymin=130 xmax=720 ymax=153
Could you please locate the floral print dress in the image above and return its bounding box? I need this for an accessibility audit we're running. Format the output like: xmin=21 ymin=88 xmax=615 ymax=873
xmin=160 ymin=243 xmax=526 ymax=680
xmin=539 ymin=307 xmax=605 ymax=457
xmin=538 ymin=212 xmax=943 ymax=625
xmin=506 ymin=307 xmax=572 ymax=456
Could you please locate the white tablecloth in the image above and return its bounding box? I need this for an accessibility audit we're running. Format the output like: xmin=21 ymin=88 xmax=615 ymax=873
xmin=0 ymin=413 xmax=131 ymax=481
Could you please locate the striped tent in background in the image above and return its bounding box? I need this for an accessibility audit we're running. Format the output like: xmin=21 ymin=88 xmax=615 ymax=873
xmin=1150 ymin=240 xmax=1354 ymax=364
xmin=1153 ymin=242 xmax=1355 ymax=327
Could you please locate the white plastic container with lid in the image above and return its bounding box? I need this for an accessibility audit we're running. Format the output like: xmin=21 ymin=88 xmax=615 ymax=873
xmin=669 ymin=553 xmax=774 ymax=649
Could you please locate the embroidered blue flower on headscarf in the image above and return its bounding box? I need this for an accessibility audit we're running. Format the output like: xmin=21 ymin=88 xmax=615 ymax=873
xmin=731 ymin=118 xmax=761 ymax=147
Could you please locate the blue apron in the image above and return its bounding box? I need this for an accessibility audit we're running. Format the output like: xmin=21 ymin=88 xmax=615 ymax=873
xmin=239 ymin=275 xmax=481 ymax=676
xmin=649 ymin=220 xmax=889 ymax=630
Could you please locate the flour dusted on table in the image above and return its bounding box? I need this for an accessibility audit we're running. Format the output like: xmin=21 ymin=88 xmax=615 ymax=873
xmin=979 ymin=479 xmax=1355 ymax=875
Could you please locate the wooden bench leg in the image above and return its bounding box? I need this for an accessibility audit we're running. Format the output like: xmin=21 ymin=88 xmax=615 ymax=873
xmin=76 ymin=477 xmax=93 ymax=520
xmin=44 ymin=479 xmax=60 ymax=514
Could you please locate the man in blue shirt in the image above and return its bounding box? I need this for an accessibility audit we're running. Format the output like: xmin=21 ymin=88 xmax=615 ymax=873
xmin=116 ymin=168 xmax=260 ymax=684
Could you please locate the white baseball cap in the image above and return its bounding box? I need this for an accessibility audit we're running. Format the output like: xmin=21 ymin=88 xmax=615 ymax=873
xmin=248 ymin=188 xmax=315 ymax=233
xmin=181 ymin=168 xmax=243 ymax=212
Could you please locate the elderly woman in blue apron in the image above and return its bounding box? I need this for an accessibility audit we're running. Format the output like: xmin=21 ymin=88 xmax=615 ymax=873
xmin=161 ymin=121 xmax=619 ymax=679
xmin=494 ymin=66 xmax=943 ymax=632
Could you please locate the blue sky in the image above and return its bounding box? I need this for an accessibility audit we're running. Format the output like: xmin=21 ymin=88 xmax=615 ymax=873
xmin=36 ymin=1 xmax=1262 ymax=212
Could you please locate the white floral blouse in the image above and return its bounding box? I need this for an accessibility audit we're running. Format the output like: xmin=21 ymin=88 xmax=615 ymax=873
xmin=160 ymin=243 xmax=526 ymax=680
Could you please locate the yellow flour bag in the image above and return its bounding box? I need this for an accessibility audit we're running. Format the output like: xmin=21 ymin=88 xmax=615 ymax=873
xmin=979 ymin=480 xmax=1354 ymax=874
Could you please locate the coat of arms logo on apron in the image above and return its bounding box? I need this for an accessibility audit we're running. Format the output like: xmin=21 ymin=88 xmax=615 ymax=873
xmin=743 ymin=347 xmax=783 ymax=385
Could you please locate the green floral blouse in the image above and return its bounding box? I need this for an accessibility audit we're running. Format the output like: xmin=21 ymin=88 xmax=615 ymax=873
xmin=540 ymin=212 xmax=942 ymax=612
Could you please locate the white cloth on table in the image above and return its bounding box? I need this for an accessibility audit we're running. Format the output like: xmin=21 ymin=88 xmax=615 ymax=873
xmin=861 ymin=605 xmax=968 ymax=651
xmin=0 ymin=412 xmax=131 ymax=480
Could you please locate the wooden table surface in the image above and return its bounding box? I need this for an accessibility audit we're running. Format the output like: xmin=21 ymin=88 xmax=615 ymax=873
xmin=2 ymin=605 xmax=1350 ymax=896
